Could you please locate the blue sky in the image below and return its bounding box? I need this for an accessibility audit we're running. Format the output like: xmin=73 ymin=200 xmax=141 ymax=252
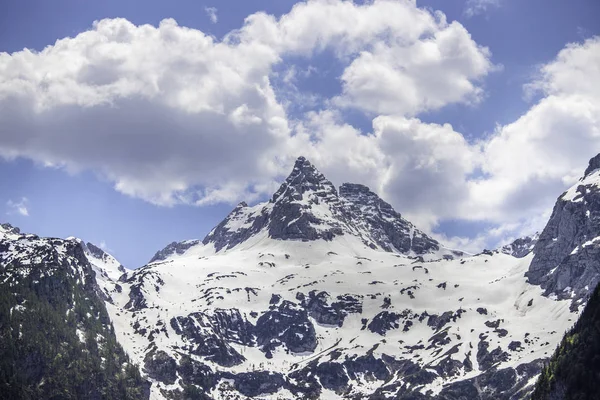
xmin=0 ymin=0 xmax=599 ymax=267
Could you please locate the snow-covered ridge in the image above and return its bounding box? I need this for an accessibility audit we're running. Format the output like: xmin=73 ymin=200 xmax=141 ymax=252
xmin=110 ymin=232 xmax=575 ymax=399
xmin=5 ymin=154 xmax=600 ymax=399
xmin=499 ymin=233 xmax=540 ymax=258
xmin=156 ymin=156 xmax=461 ymax=263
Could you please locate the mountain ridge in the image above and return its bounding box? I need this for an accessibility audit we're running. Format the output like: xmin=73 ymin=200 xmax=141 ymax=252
xmin=156 ymin=156 xmax=460 ymax=264
xmin=3 ymin=155 xmax=600 ymax=399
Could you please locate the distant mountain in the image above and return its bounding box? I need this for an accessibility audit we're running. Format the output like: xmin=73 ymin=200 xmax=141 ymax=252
xmin=500 ymin=233 xmax=540 ymax=258
xmin=4 ymin=155 xmax=600 ymax=399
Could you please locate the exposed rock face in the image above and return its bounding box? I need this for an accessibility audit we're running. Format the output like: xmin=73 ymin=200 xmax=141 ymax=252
xmin=527 ymin=155 xmax=600 ymax=308
xmin=85 ymin=242 xmax=127 ymax=273
xmin=255 ymin=300 xmax=317 ymax=355
xmin=170 ymin=310 xmax=249 ymax=367
xmin=199 ymin=156 xmax=455 ymax=258
xmin=268 ymin=156 xmax=347 ymax=242
xmin=149 ymin=239 xmax=202 ymax=263
xmin=144 ymin=350 xmax=177 ymax=385
xmin=368 ymin=311 xmax=401 ymax=335
xmin=339 ymin=183 xmax=447 ymax=255
xmin=500 ymin=233 xmax=539 ymax=258
xmin=0 ymin=222 xmax=20 ymax=236
xmin=231 ymin=371 xmax=286 ymax=397
xmin=436 ymin=359 xmax=545 ymax=400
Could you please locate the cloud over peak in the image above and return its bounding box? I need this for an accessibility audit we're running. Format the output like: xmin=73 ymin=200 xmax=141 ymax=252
xmin=0 ymin=0 xmax=494 ymax=207
xmin=0 ymin=0 xmax=598 ymax=252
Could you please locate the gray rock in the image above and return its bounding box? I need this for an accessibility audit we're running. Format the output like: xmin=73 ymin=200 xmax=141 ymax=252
xmin=500 ymin=233 xmax=539 ymax=258
xmin=255 ymin=300 xmax=317 ymax=355
xmin=527 ymin=153 xmax=600 ymax=308
xmin=143 ymin=350 xmax=177 ymax=385
xmin=0 ymin=222 xmax=20 ymax=235
xmin=149 ymin=239 xmax=202 ymax=263
xmin=201 ymin=157 xmax=455 ymax=258
xmin=339 ymin=183 xmax=444 ymax=255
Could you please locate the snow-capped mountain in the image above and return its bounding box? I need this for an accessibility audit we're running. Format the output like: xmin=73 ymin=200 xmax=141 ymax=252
xmin=500 ymin=233 xmax=540 ymax=258
xmin=4 ymin=155 xmax=600 ymax=399
xmin=154 ymin=157 xmax=462 ymax=263
xmin=98 ymin=156 xmax=597 ymax=399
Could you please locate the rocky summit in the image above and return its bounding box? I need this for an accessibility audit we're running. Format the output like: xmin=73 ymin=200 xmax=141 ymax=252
xmin=3 ymin=155 xmax=600 ymax=399
xmin=202 ymin=156 xmax=458 ymax=259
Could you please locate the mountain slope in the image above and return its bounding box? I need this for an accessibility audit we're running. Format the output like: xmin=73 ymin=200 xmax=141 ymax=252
xmin=527 ymin=154 xmax=600 ymax=310
xmin=152 ymin=157 xmax=460 ymax=263
xmin=531 ymin=280 xmax=600 ymax=400
xmin=104 ymin=157 xmax=590 ymax=399
xmin=0 ymin=224 xmax=149 ymax=399
xmin=4 ymin=155 xmax=600 ymax=400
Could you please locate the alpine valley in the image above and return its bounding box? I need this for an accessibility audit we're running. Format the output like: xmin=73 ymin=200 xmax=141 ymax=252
xmin=3 ymin=155 xmax=600 ymax=400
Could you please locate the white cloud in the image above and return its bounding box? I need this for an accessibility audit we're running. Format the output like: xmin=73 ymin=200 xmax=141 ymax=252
xmin=464 ymin=0 xmax=501 ymax=18
xmin=238 ymin=0 xmax=494 ymax=116
xmin=7 ymin=198 xmax=29 ymax=217
xmin=466 ymin=37 xmax=600 ymax=224
xmin=0 ymin=1 xmax=598 ymax=253
xmin=205 ymin=7 xmax=218 ymax=24
xmin=0 ymin=1 xmax=493 ymax=207
xmin=334 ymin=21 xmax=493 ymax=115
xmin=0 ymin=18 xmax=288 ymax=205
xmin=287 ymin=37 xmax=600 ymax=246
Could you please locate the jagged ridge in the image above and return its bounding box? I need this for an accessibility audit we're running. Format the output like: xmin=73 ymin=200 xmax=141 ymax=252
xmin=173 ymin=157 xmax=459 ymax=260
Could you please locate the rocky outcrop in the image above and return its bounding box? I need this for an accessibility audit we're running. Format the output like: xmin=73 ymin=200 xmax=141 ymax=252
xmin=201 ymin=156 xmax=455 ymax=258
xmin=144 ymin=350 xmax=177 ymax=385
xmin=170 ymin=311 xmax=248 ymax=367
xmin=339 ymin=183 xmax=445 ymax=255
xmin=255 ymin=300 xmax=317 ymax=356
xmin=500 ymin=233 xmax=539 ymax=258
xmin=149 ymin=239 xmax=202 ymax=263
xmin=527 ymin=154 xmax=600 ymax=308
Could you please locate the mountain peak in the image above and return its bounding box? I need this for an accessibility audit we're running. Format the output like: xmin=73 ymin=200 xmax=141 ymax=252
xmin=1 ymin=222 xmax=20 ymax=232
xmin=584 ymin=153 xmax=600 ymax=178
xmin=85 ymin=242 xmax=109 ymax=260
xmin=196 ymin=158 xmax=455 ymax=258
xmin=499 ymin=233 xmax=539 ymax=258
xmin=271 ymin=156 xmax=337 ymax=203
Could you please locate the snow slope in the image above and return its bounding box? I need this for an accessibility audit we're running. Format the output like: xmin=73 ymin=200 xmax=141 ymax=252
xmin=94 ymin=157 xmax=588 ymax=400
xmin=102 ymin=232 xmax=574 ymax=399
xmin=6 ymin=154 xmax=600 ymax=400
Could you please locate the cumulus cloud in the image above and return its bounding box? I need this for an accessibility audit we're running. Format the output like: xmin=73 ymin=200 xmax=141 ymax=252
xmin=334 ymin=21 xmax=493 ymax=115
xmin=238 ymin=0 xmax=494 ymax=116
xmin=0 ymin=0 xmax=493 ymax=207
xmin=0 ymin=17 xmax=288 ymax=205
xmin=205 ymin=7 xmax=218 ymax=24
xmin=7 ymin=198 xmax=29 ymax=217
xmin=0 ymin=0 xmax=598 ymax=252
xmin=467 ymin=37 xmax=600 ymax=224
